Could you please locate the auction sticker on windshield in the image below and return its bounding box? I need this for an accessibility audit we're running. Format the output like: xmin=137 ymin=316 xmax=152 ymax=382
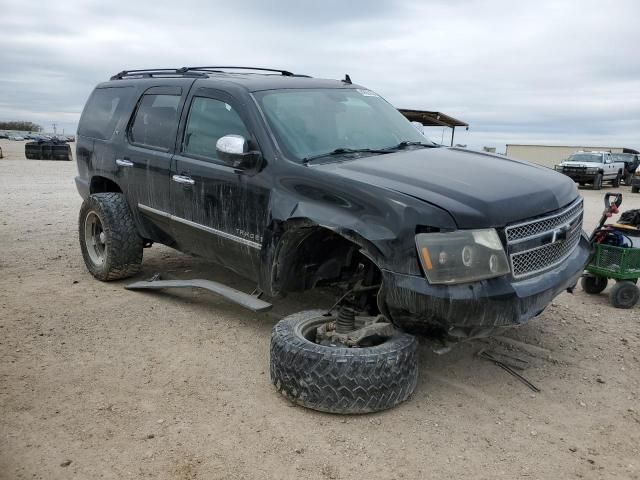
xmin=356 ymin=89 xmax=379 ymax=97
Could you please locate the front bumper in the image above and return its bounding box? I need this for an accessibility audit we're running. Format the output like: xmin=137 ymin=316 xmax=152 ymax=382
xmin=560 ymin=172 xmax=597 ymax=183
xmin=381 ymin=235 xmax=590 ymax=333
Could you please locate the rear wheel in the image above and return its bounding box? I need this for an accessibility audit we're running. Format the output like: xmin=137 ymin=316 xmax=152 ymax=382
xmin=609 ymin=281 xmax=640 ymax=309
xmin=593 ymin=173 xmax=603 ymax=190
xmin=79 ymin=193 xmax=143 ymax=281
xmin=270 ymin=310 xmax=418 ymax=414
xmin=581 ymin=275 xmax=608 ymax=294
xmin=612 ymin=173 xmax=621 ymax=187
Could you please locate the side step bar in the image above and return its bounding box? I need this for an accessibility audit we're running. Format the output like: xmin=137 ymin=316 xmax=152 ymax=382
xmin=125 ymin=278 xmax=272 ymax=312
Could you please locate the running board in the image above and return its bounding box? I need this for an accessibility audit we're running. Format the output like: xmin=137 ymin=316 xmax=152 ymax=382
xmin=125 ymin=278 xmax=272 ymax=312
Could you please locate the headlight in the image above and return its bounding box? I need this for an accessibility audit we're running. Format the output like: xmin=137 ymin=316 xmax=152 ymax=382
xmin=586 ymin=167 xmax=599 ymax=174
xmin=415 ymin=229 xmax=510 ymax=284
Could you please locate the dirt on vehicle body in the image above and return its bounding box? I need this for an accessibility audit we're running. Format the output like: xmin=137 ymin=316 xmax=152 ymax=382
xmin=74 ymin=66 xmax=589 ymax=413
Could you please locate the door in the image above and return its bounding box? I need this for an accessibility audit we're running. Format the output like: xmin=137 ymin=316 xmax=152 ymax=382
xmin=169 ymin=90 xmax=270 ymax=280
xmin=603 ymin=153 xmax=616 ymax=179
xmin=119 ymin=86 xmax=185 ymax=238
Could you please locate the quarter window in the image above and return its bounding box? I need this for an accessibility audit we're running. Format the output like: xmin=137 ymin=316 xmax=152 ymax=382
xmin=183 ymin=97 xmax=250 ymax=160
xmin=129 ymin=94 xmax=181 ymax=150
xmin=78 ymin=86 xmax=134 ymax=140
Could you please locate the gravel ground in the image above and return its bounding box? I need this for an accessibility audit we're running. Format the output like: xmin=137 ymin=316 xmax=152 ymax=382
xmin=1 ymin=139 xmax=639 ymax=480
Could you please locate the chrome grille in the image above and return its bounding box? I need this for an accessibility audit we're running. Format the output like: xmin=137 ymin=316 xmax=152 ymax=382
xmin=506 ymin=199 xmax=584 ymax=279
xmin=506 ymin=198 xmax=583 ymax=242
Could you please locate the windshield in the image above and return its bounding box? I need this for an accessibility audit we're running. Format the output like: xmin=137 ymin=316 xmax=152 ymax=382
xmin=254 ymin=88 xmax=434 ymax=162
xmin=567 ymin=153 xmax=603 ymax=163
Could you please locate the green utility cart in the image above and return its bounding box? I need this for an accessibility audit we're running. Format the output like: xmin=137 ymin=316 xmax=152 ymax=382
xmin=581 ymin=193 xmax=640 ymax=309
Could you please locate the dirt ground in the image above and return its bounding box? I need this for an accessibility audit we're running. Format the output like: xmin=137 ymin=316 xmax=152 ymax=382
xmin=1 ymin=138 xmax=639 ymax=480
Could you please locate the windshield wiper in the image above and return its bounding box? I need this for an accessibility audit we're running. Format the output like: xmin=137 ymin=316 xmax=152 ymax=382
xmin=383 ymin=140 xmax=436 ymax=150
xmin=302 ymin=147 xmax=389 ymax=164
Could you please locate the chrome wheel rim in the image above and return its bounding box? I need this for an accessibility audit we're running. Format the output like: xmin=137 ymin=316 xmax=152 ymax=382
xmin=84 ymin=211 xmax=106 ymax=266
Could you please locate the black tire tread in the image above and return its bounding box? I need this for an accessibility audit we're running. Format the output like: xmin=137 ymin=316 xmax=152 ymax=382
xmin=79 ymin=192 xmax=143 ymax=281
xmin=609 ymin=281 xmax=640 ymax=309
xmin=270 ymin=310 xmax=418 ymax=414
xmin=581 ymin=275 xmax=608 ymax=295
xmin=593 ymin=173 xmax=603 ymax=190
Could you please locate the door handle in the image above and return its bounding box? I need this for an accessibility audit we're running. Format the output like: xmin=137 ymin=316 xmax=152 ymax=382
xmin=116 ymin=158 xmax=134 ymax=167
xmin=172 ymin=174 xmax=195 ymax=186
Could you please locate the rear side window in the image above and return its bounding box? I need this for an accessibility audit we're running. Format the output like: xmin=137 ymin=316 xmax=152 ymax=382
xmin=129 ymin=94 xmax=181 ymax=150
xmin=182 ymin=97 xmax=250 ymax=160
xmin=78 ymin=86 xmax=134 ymax=140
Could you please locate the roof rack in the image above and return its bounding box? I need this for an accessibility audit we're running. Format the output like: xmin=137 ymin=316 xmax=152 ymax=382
xmin=110 ymin=66 xmax=309 ymax=80
xmin=110 ymin=69 xmax=208 ymax=80
xmin=182 ymin=66 xmax=298 ymax=76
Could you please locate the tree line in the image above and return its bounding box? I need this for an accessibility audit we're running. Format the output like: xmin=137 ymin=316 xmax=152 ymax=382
xmin=0 ymin=121 xmax=43 ymax=132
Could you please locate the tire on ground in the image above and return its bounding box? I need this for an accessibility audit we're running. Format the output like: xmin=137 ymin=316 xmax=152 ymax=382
xmin=581 ymin=275 xmax=608 ymax=294
xmin=632 ymin=186 xmax=639 ymax=194
xmin=609 ymin=281 xmax=640 ymax=309
xmin=79 ymin=192 xmax=143 ymax=281
xmin=612 ymin=173 xmax=621 ymax=187
xmin=593 ymin=173 xmax=603 ymax=190
xmin=270 ymin=310 xmax=418 ymax=414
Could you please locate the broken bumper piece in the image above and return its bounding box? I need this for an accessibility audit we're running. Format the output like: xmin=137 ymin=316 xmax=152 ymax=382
xmin=381 ymin=235 xmax=589 ymax=331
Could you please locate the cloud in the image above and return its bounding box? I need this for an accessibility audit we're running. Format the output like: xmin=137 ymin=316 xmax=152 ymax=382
xmin=1 ymin=0 xmax=639 ymax=151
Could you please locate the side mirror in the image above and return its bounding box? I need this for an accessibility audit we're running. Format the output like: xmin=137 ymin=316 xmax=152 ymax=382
xmin=216 ymin=134 xmax=261 ymax=170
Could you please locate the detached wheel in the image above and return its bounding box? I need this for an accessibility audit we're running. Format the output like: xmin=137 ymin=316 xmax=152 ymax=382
xmin=609 ymin=281 xmax=639 ymax=309
xmin=581 ymin=275 xmax=608 ymax=294
xmin=79 ymin=192 xmax=143 ymax=281
xmin=270 ymin=310 xmax=418 ymax=414
xmin=593 ymin=173 xmax=603 ymax=190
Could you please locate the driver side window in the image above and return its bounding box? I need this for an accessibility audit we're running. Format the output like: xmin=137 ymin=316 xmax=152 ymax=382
xmin=183 ymin=97 xmax=250 ymax=161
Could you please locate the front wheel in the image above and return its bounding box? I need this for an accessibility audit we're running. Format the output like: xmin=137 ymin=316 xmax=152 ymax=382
xmin=79 ymin=193 xmax=143 ymax=281
xmin=593 ymin=173 xmax=603 ymax=190
xmin=609 ymin=281 xmax=639 ymax=309
xmin=270 ymin=310 xmax=418 ymax=414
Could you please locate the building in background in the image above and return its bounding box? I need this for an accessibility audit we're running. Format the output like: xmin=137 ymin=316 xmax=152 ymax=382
xmin=506 ymin=144 xmax=639 ymax=168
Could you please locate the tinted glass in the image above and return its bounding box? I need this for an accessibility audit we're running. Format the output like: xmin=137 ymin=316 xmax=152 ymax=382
xmin=183 ymin=97 xmax=250 ymax=160
xmin=255 ymin=88 xmax=432 ymax=161
xmin=129 ymin=94 xmax=181 ymax=150
xmin=78 ymin=86 xmax=134 ymax=140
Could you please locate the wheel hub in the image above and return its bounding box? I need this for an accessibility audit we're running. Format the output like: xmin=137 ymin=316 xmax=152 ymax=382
xmin=84 ymin=211 xmax=106 ymax=265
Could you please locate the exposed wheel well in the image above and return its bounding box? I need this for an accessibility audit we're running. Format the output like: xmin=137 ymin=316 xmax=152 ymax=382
xmin=90 ymin=176 xmax=122 ymax=194
xmin=271 ymin=223 xmax=382 ymax=312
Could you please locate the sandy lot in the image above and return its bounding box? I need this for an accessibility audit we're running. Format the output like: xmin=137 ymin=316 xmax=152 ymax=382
xmin=1 ymin=138 xmax=639 ymax=480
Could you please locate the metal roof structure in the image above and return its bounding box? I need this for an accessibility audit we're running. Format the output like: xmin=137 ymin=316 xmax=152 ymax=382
xmin=398 ymin=109 xmax=469 ymax=146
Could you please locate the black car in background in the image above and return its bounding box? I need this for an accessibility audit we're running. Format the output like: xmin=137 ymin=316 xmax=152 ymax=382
xmin=612 ymin=152 xmax=640 ymax=185
xmin=74 ymin=66 xmax=590 ymax=413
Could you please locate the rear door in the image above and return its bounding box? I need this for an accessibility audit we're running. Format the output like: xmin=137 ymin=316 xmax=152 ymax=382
xmin=169 ymin=88 xmax=270 ymax=280
xmin=119 ymin=86 xmax=187 ymax=238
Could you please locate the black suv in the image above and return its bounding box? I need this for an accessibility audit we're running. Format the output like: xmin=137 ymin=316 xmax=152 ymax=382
xmin=75 ymin=67 xmax=590 ymax=413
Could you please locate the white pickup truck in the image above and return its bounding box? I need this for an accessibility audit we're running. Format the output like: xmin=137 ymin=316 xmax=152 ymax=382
xmin=555 ymin=151 xmax=625 ymax=190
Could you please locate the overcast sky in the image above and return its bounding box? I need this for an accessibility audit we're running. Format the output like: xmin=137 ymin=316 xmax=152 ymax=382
xmin=1 ymin=0 xmax=639 ymax=151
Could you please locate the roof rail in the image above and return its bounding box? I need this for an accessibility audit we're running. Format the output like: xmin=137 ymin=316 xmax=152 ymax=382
xmin=110 ymin=66 xmax=310 ymax=81
xmin=110 ymin=69 xmax=208 ymax=80
xmin=181 ymin=66 xmax=298 ymax=76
